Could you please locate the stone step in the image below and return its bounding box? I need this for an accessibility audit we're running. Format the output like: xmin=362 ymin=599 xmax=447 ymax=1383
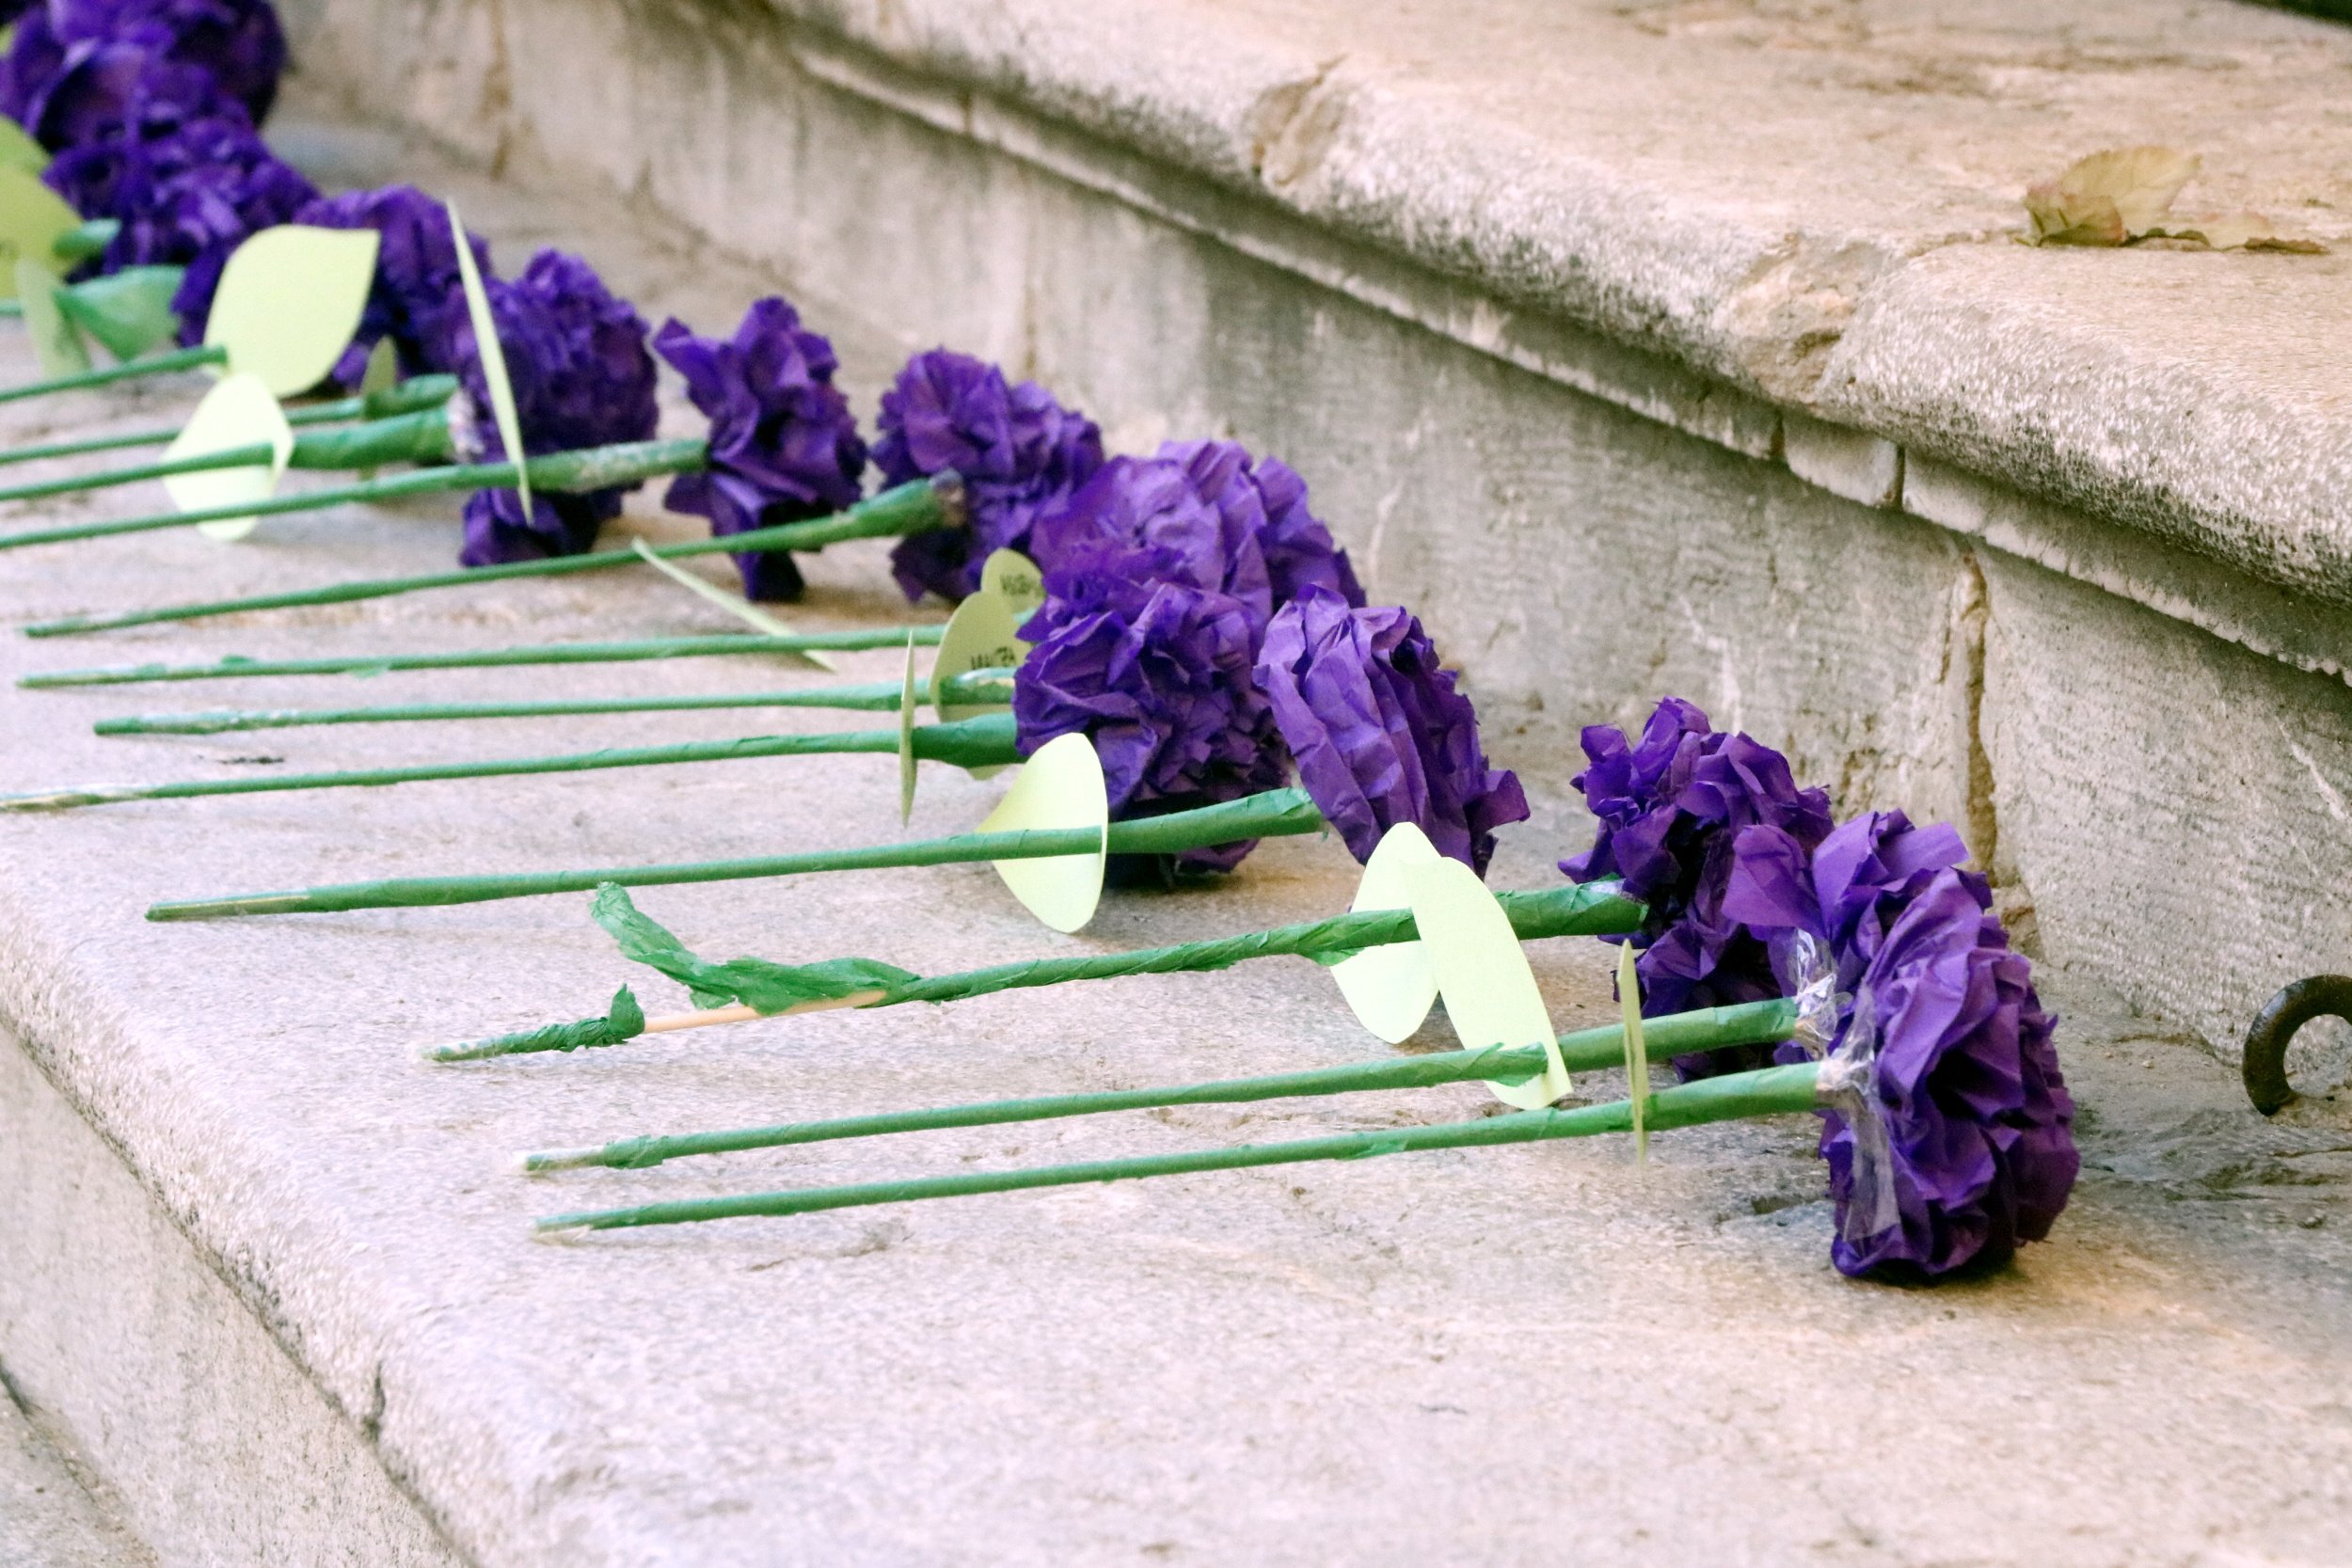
xmin=275 ymin=0 xmax=2352 ymax=1064
xmin=0 ymin=6 xmax=2347 ymax=1565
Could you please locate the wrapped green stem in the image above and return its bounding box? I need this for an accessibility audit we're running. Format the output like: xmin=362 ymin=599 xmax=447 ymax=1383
xmin=0 ymin=436 xmax=709 ymax=557
xmin=145 ymin=787 xmax=1328 ymax=921
xmin=21 ymin=626 xmax=947 ymax=689
xmin=532 ymin=1063 xmax=1828 ymax=1231
xmin=441 ymin=879 xmax=1649 ymax=1065
xmin=0 ymin=374 xmax=457 ymax=472
xmin=2 ymin=711 xmax=1023 ymax=813
xmin=92 ymin=671 xmax=1018 ymax=736
xmin=0 ymin=342 xmax=223 ymax=406
xmin=23 ymin=476 xmax=960 ymax=634
xmin=519 ymin=997 xmax=1789 ymax=1168
xmin=0 ymin=406 xmax=453 ymax=507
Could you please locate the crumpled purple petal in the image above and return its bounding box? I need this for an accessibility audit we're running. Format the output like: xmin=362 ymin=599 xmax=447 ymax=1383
xmin=3 ymin=0 xmax=286 ymax=148
xmin=1561 ymin=696 xmax=1834 ymax=1077
xmin=877 ymin=349 xmax=1103 ymax=604
xmin=52 ymin=110 xmax=314 ymax=340
xmin=653 ymin=297 xmax=866 ymax=602
xmin=1153 ymin=439 xmax=1363 ymax=612
xmin=1725 ymin=812 xmax=2076 ymax=1281
xmin=1255 ymin=584 xmax=1525 ymax=875
xmin=294 ymin=183 xmax=490 ymax=388
xmin=445 ymin=248 xmax=659 ymax=567
xmin=1013 ymin=536 xmax=1289 ymax=879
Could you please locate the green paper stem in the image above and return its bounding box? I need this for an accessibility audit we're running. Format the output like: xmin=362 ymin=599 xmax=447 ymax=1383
xmin=21 ymin=626 xmax=947 ymax=689
xmin=0 ymin=341 xmax=223 ymax=405
xmin=145 ymin=787 xmax=1327 ymax=922
xmin=92 ymin=671 xmax=1019 ymax=735
xmin=0 ymin=711 xmax=1023 ymax=813
xmin=0 ymin=373 xmax=458 ymax=473
xmin=0 ymin=436 xmax=709 ymax=557
xmin=0 ymin=404 xmax=463 ymax=506
xmin=532 ymin=1062 xmax=1828 ymax=1231
xmin=518 ymin=996 xmax=1788 ymax=1165
xmin=22 ymin=476 xmax=959 ymax=635
xmin=441 ymin=879 xmax=1650 ymax=1064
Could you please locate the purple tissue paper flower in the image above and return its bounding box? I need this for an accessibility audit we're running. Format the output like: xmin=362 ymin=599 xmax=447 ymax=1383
xmin=1561 ymin=696 xmax=1834 ymax=1077
xmin=3 ymin=0 xmax=287 ymax=149
xmin=654 ymin=297 xmax=866 ymax=603
xmin=1014 ymin=538 xmax=1289 ymax=878
xmin=1255 ymin=584 xmax=1526 ymax=876
xmin=1028 ymin=452 xmax=1276 ymax=633
xmin=447 ymin=248 xmax=659 ymax=566
xmin=294 ymin=183 xmax=491 ymax=388
xmin=1724 ymin=813 xmax=2076 ymax=1281
xmin=1157 ymin=438 xmax=1364 ymax=613
xmin=877 ymin=349 xmax=1104 ymax=604
xmin=43 ymin=109 xmax=315 ymax=337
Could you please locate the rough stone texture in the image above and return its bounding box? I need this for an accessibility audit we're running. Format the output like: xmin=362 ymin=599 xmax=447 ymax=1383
xmin=0 ymin=114 xmax=2342 ymax=1568
xmin=0 ymin=1038 xmax=458 ymax=1568
xmin=0 ymin=1354 xmax=152 ymax=1568
xmin=280 ymin=0 xmax=2352 ymax=606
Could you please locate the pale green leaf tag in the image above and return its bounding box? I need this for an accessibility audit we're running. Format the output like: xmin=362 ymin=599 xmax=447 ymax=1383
xmin=978 ymin=731 xmax=1108 ymax=933
xmin=1406 ymin=857 xmax=1569 ymax=1108
xmin=1618 ymin=942 xmax=1649 ymax=1162
xmin=204 ymin=225 xmax=379 ymax=396
xmin=1328 ymin=822 xmax=1443 ymax=1043
xmin=897 ymin=631 xmax=920 ymax=824
xmin=0 ymin=166 xmax=78 ymax=302
xmin=930 ymin=587 xmax=1026 ymax=778
xmin=979 ymin=547 xmax=1046 ymax=617
xmin=56 ymin=265 xmax=182 ymax=362
xmin=445 ymin=198 xmax=528 ymax=523
xmin=13 ymin=256 xmax=85 ymax=377
xmin=627 ymin=538 xmax=836 ymax=672
xmin=165 ymin=372 xmax=294 ymax=542
xmin=0 ymin=114 xmax=47 ymax=176
xmin=358 ymin=336 xmax=397 ymax=399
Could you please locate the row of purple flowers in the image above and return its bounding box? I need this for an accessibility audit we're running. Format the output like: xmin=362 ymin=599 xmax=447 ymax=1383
xmin=2 ymin=1 xmax=2079 ymax=1280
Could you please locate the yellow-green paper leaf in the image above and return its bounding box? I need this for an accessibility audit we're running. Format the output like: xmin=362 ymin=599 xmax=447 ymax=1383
xmin=445 ymin=197 xmax=528 ymax=524
xmin=930 ymin=586 xmax=1025 ymax=780
xmin=1406 ymin=856 xmax=1570 ymax=1108
xmin=0 ymin=114 xmax=47 ymax=176
xmin=1328 ymin=822 xmax=1444 ymax=1043
xmin=204 ymin=225 xmax=380 ymax=396
xmin=13 ymin=255 xmax=86 ymax=376
xmin=980 ymin=547 xmax=1046 ymax=617
xmin=977 ymin=731 xmax=1107 ymax=933
xmin=0 ymin=168 xmax=80 ymax=303
xmin=165 ymin=372 xmax=294 ymax=541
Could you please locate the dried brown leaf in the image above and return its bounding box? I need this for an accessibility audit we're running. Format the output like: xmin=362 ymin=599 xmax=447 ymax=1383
xmin=2025 ymin=147 xmax=2199 ymax=246
xmin=2145 ymin=210 xmax=2331 ymax=254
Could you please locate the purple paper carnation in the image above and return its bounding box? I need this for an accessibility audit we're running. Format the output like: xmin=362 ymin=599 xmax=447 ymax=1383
xmin=654 ymin=297 xmax=866 ymax=603
xmin=878 ymin=350 xmax=1104 ymax=604
xmin=1157 ymin=438 xmax=1363 ymax=612
xmin=43 ymin=108 xmax=316 ymax=337
xmin=3 ymin=0 xmax=285 ymax=149
xmin=1028 ymin=452 xmax=1276 ymax=633
xmin=294 ymin=183 xmax=491 ymax=388
xmin=1562 ymin=696 xmax=1834 ymax=1077
xmin=1014 ymin=540 xmax=1289 ymax=878
xmin=1724 ymin=814 xmax=2075 ymax=1281
xmin=1256 ymin=584 xmax=1526 ymax=876
xmin=448 ymin=248 xmax=659 ymax=566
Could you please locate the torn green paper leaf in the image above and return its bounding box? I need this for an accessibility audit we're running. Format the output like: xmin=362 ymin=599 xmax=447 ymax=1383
xmin=591 ymin=884 xmax=916 ymax=1013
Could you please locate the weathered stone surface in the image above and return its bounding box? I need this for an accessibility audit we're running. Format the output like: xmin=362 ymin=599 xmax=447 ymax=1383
xmin=0 ymin=1354 xmax=151 ymax=1568
xmin=282 ymin=0 xmax=2352 ymax=604
xmin=0 ymin=114 xmax=2343 ymax=1568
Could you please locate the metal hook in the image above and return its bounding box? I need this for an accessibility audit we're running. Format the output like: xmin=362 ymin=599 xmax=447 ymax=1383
xmin=2240 ymin=975 xmax=2352 ymax=1116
